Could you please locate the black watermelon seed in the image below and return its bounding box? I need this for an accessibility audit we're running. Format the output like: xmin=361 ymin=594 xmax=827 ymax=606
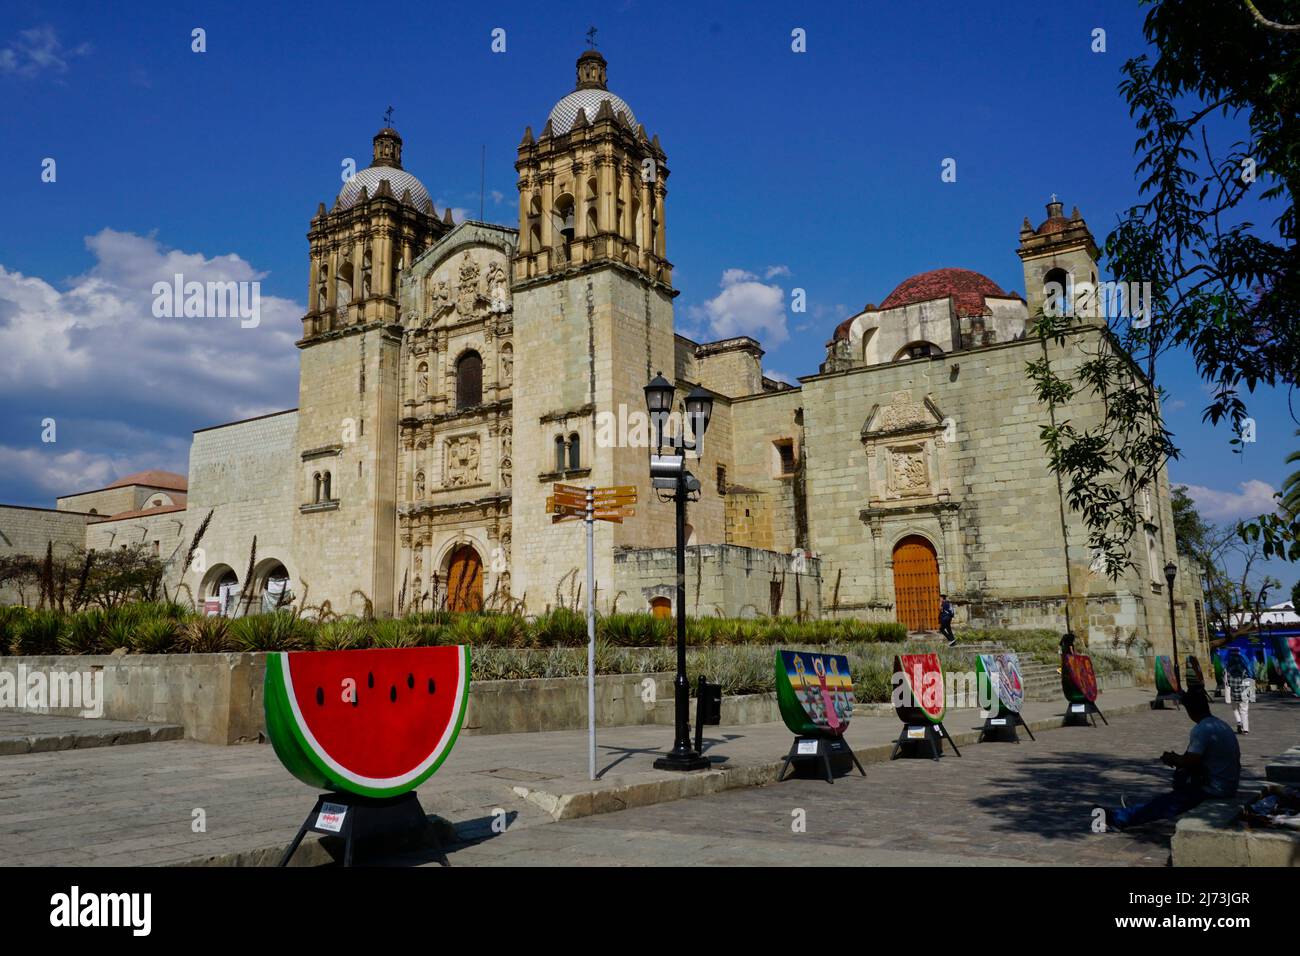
xmin=427 ymin=678 xmax=436 ymax=694
xmin=389 ymin=685 xmax=397 ymax=703
xmin=407 ymin=673 xmax=414 ymax=689
xmin=315 ymin=687 xmax=324 ymax=706
xmin=367 ymin=672 xmax=374 ymax=689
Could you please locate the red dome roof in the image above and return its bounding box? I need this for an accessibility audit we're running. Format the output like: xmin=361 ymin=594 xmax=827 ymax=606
xmin=878 ymin=267 xmax=1011 ymax=316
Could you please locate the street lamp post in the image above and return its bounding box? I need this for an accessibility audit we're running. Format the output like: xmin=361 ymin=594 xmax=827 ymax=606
xmin=645 ymin=372 xmax=711 ymax=772
xmin=1163 ymin=561 xmax=1180 ymax=687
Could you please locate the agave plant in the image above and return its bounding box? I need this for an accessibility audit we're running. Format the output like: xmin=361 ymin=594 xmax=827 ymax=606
xmin=59 ymin=608 xmax=108 ymax=654
xmin=10 ymin=609 xmax=63 ymax=656
xmin=229 ymin=612 xmax=313 ymax=652
xmin=132 ymin=617 xmax=180 ymax=654
xmin=315 ymin=618 xmax=372 ymax=651
xmin=181 ymin=616 xmax=235 ymax=653
xmin=370 ymin=619 xmax=417 ymax=648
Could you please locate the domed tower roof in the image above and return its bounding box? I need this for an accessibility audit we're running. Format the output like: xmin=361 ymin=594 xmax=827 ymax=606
xmin=879 ymin=267 xmax=1014 ymax=316
xmin=545 ymin=50 xmax=638 ymax=135
xmin=336 ymin=127 xmax=432 ymax=211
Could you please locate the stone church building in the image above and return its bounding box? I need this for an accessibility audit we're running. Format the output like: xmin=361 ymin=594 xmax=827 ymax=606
xmin=1 ymin=49 xmax=1205 ymax=654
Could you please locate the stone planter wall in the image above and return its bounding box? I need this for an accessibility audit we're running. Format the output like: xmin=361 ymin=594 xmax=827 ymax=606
xmin=0 ymin=654 xmax=1138 ymax=745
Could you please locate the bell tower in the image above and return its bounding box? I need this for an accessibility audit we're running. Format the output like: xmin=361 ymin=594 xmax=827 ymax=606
xmin=1017 ymin=197 xmax=1101 ymax=320
xmin=509 ymin=49 xmax=680 ymax=609
xmin=292 ymin=125 xmax=447 ymax=616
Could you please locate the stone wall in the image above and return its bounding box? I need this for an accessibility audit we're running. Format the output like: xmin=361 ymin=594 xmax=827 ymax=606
xmin=613 ymin=544 xmax=821 ymax=618
xmin=182 ymin=410 xmax=298 ymax=608
xmin=0 ymin=505 xmax=92 ymax=605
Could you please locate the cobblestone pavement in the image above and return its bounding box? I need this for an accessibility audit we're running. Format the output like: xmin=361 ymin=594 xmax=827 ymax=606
xmin=430 ymin=695 xmax=1300 ymax=867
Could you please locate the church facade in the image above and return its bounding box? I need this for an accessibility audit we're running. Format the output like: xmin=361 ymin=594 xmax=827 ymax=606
xmin=0 ymin=50 xmax=1206 ymax=656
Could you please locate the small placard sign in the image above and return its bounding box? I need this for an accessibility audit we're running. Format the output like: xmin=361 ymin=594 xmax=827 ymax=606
xmin=906 ymin=726 xmax=926 ymax=739
xmin=316 ymin=802 xmax=348 ymax=833
xmin=797 ymin=739 xmax=818 ymax=755
xmin=990 ymin=718 xmax=1007 ymax=726
xmin=1071 ymin=703 xmax=1086 ymax=713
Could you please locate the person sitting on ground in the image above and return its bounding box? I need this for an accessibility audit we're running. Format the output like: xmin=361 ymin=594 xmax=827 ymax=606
xmin=1101 ymin=685 xmax=1240 ymax=830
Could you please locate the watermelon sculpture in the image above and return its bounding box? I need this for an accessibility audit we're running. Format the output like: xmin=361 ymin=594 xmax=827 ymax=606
xmin=1153 ymin=655 xmax=1181 ymax=696
xmin=894 ymin=653 xmax=946 ymax=724
xmin=264 ymin=646 xmax=471 ymax=798
xmin=1061 ymin=652 xmax=1098 ymax=703
xmin=976 ymin=653 xmax=1024 ymax=715
xmin=774 ymin=650 xmax=855 ymax=735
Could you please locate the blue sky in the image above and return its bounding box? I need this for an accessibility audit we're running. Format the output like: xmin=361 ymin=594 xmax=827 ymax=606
xmin=0 ymin=0 xmax=1294 ymax=591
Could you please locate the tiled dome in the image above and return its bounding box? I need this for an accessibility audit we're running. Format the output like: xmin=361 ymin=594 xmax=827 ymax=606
xmin=337 ymin=166 xmax=431 ymax=210
xmin=547 ymin=87 xmax=637 ymax=135
xmin=879 ymin=268 xmax=1011 ymax=316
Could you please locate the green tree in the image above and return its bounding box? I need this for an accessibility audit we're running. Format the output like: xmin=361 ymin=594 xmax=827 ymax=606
xmin=1030 ymin=0 xmax=1300 ymax=574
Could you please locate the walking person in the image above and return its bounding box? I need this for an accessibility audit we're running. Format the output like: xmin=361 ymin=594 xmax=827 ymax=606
xmin=1099 ymin=686 xmax=1240 ymax=830
xmin=1223 ymin=647 xmax=1255 ymax=735
xmin=939 ymin=593 xmax=956 ymax=646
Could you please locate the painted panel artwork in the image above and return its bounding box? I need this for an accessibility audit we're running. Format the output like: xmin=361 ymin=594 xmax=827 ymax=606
xmin=894 ymin=653 xmax=946 ymax=724
xmin=977 ymin=653 xmax=1024 ymax=715
xmin=1154 ymin=655 xmax=1181 ymax=696
xmin=1273 ymin=634 xmax=1300 ymax=697
xmin=1062 ymin=652 xmax=1099 ymax=704
xmin=774 ymin=650 xmax=856 ymax=736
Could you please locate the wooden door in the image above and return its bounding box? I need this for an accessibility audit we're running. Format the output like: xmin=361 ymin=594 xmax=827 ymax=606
xmin=446 ymin=545 xmax=483 ymax=612
xmin=650 ymin=597 xmax=672 ymax=619
xmin=892 ymin=535 xmax=939 ymax=631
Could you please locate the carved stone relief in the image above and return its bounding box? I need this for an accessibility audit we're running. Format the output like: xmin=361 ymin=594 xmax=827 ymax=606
xmin=445 ymin=436 xmax=481 ymax=487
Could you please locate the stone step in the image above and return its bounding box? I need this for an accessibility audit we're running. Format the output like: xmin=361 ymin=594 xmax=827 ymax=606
xmin=0 ymin=713 xmax=183 ymax=756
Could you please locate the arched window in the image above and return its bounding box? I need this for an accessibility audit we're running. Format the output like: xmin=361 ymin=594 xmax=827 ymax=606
xmin=322 ymin=471 xmax=332 ymax=501
xmin=313 ymin=472 xmax=322 ymax=504
xmin=337 ymin=262 xmax=354 ymax=306
xmin=529 ymin=195 xmax=543 ymax=252
xmin=456 ymin=351 xmax=482 ymax=410
xmin=567 ymin=432 xmax=581 ymax=470
xmin=555 ymin=435 xmax=566 ymax=473
xmin=894 ymin=341 xmax=943 ymax=362
xmin=317 ymin=262 xmax=329 ymax=313
xmin=361 ymin=248 xmax=372 ymax=299
xmin=1043 ymin=267 xmax=1070 ymax=317
xmin=554 ymin=194 xmax=575 ymax=257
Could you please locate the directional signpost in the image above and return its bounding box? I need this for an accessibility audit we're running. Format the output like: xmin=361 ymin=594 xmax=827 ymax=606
xmin=547 ymin=483 xmax=638 ymax=779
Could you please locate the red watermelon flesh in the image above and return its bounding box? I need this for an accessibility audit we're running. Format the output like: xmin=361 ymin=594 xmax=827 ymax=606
xmin=265 ymin=646 xmax=470 ymax=798
xmin=894 ymin=653 xmax=946 ymax=724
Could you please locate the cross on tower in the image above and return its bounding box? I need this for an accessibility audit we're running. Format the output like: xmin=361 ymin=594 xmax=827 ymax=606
xmin=384 ymin=105 xmax=394 ymax=127
xmin=586 ymin=26 xmax=598 ymax=49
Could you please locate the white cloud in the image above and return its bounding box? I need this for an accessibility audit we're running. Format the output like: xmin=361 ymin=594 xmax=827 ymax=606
xmin=0 ymin=229 xmax=302 ymax=420
xmin=687 ymin=268 xmax=788 ymax=346
xmin=1182 ymin=479 xmax=1279 ymax=522
xmin=0 ymin=447 xmax=133 ymax=498
xmin=764 ymin=369 xmax=795 ymax=385
xmin=0 ymin=26 xmax=90 ymax=78
xmin=764 ymin=265 xmax=791 ymax=279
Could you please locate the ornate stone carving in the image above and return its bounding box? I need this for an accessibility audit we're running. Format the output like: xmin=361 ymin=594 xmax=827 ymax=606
xmin=456 ymin=252 xmax=482 ymax=315
xmin=889 ymin=447 xmax=930 ymax=496
xmin=500 ymin=457 xmax=512 ymax=488
xmin=487 ymin=261 xmax=511 ymax=313
xmin=445 ymin=436 xmax=481 ymax=487
xmin=500 ymin=343 xmax=514 ymax=387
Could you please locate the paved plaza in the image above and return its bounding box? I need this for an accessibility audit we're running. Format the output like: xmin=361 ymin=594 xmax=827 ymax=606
xmin=0 ymin=690 xmax=1294 ymax=866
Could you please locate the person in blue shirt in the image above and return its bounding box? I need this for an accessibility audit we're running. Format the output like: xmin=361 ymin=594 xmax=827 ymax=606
xmin=938 ymin=593 xmax=955 ymax=646
xmin=1100 ymin=686 xmax=1240 ymax=830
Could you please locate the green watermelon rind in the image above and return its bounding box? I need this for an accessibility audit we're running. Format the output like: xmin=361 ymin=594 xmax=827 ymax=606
xmin=264 ymin=646 xmax=471 ymax=799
